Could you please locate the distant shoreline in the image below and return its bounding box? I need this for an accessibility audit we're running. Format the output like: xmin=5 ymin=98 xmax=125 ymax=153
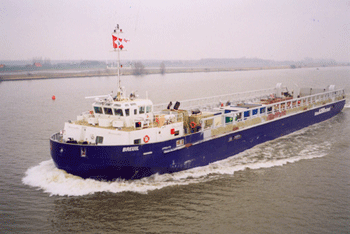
xmin=0 ymin=65 xmax=346 ymax=82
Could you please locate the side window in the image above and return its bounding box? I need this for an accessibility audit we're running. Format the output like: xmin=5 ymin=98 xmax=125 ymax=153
xmin=146 ymin=105 xmax=152 ymax=113
xmin=139 ymin=106 xmax=145 ymax=114
xmin=125 ymin=108 xmax=130 ymax=116
xmin=134 ymin=139 xmax=141 ymax=145
xmin=96 ymin=136 xmax=103 ymax=144
xmin=104 ymin=108 xmax=113 ymax=115
xmin=134 ymin=109 xmax=137 ymax=115
xmin=94 ymin=106 xmax=103 ymax=114
xmin=114 ymin=109 xmax=124 ymax=116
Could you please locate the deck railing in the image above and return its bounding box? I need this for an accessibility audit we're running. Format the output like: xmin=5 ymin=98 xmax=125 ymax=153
xmin=153 ymin=87 xmax=276 ymax=112
xmin=199 ymin=89 xmax=345 ymax=135
xmin=51 ymin=132 xmax=63 ymax=141
xmin=149 ymin=110 xmax=184 ymax=128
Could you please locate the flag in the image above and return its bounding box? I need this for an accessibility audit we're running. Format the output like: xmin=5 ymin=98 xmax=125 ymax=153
xmin=112 ymin=35 xmax=122 ymax=49
xmin=112 ymin=35 xmax=129 ymax=49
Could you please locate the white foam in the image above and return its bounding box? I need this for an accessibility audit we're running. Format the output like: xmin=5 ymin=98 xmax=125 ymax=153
xmin=22 ymin=151 xmax=327 ymax=197
xmin=22 ymin=160 xmax=214 ymax=196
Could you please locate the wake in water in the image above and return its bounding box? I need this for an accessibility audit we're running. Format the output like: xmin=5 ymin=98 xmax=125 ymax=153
xmin=22 ymin=125 xmax=332 ymax=197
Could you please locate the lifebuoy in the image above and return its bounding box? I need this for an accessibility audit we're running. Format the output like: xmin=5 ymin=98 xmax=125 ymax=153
xmin=190 ymin=122 xmax=196 ymax=128
xmin=144 ymin=135 xmax=150 ymax=143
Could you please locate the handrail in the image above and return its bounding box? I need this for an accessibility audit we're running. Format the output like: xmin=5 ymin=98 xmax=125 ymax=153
xmin=51 ymin=132 xmax=62 ymax=141
xmin=154 ymin=87 xmax=276 ymax=111
xmin=150 ymin=110 xmax=184 ymax=128
xmin=198 ymin=88 xmax=345 ymax=132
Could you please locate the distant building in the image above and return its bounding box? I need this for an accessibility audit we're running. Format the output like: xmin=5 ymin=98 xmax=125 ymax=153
xmin=0 ymin=64 xmax=5 ymax=68
xmin=33 ymin=62 xmax=42 ymax=67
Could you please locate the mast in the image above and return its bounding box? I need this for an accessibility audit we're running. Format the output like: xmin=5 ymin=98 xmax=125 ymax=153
xmin=112 ymin=24 xmax=124 ymax=100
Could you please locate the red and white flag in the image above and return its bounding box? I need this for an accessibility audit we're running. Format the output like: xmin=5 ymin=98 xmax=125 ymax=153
xmin=112 ymin=35 xmax=129 ymax=49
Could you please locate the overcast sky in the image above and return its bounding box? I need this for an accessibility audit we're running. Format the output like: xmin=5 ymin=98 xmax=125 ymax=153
xmin=1 ymin=0 xmax=349 ymax=62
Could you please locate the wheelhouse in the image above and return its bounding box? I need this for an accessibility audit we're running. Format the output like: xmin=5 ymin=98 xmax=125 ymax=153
xmin=91 ymin=99 xmax=154 ymax=128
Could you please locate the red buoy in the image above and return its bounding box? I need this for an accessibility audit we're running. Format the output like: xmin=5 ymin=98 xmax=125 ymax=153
xmin=52 ymin=95 xmax=56 ymax=100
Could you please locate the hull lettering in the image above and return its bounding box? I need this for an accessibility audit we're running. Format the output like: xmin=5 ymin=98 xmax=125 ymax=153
xmin=122 ymin=146 xmax=139 ymax=152
xmin=315 ymin=107 xmax=331 ymax=116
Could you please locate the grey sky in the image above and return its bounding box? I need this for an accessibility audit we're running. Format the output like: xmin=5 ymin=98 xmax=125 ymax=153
xmin=1 ymin=0 xmax=349 ymax=62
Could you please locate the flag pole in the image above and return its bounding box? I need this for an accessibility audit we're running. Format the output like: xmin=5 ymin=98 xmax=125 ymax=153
xmin=112 ymin=24 xmax=123 ymax=100
xmin=117 ymin=37 xmax=120 ymax=91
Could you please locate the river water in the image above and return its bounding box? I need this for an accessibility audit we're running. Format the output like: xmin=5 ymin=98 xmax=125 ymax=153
xmin=1 ymin=67 xmax=349 ymax=233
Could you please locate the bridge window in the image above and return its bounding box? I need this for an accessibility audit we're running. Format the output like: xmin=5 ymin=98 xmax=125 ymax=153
xmin=139 ymin=106 xmax=145 ymax=114
xmin=260 ymin=107 xmax=266 ymax=114
xmin=125 ymin=108 xmax=130 ymax=116
xmin=94 ymin=106 xmax=103 ymax=114
xmin=114 ymin=108 xmax=124 ymax=116
xmin=146 ymin=105 xmax=152 ymax=113
xmin=104 ymin=107 xmax=113 ymax=115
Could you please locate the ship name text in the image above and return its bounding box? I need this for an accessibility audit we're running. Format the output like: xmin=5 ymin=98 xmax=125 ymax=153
xmin=122 ymin=146 xmax=139 ymax=152
xmin=314 ymin=107 xmax=331 ymax=116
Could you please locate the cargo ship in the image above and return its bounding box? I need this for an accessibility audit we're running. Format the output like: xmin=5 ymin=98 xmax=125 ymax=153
xmin=50 ymin=26 xmax=346 ymax=180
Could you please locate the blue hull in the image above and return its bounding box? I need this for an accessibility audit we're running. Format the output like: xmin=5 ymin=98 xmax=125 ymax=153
xmin=50 ymin=100 xmax=345 ymax=180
